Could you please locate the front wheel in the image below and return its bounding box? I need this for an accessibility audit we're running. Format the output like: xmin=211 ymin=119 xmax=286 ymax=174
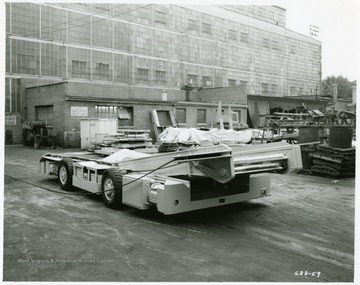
xmin=101 ymin=169 xmax=123 ymax=209
xmin=58 ymin=158 xmax=74 ymax=191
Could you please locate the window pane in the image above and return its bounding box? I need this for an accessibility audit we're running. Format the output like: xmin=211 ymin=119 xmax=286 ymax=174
xmin=5 ymin=78 xmax=10 ymax=112
xmin=155 ymin=70 xmax=167 ymax=86
xmin=197 ymin=109 xmax=206 ymax=124
xmin=68 ymin=12 xmax=90 ymax=45
xmin=202 ymin=76 xmax=211 ymax=87
xmin=114 ymin=54 xmax=132 ymax=84
xmin=36 ymin=105 xmax=53 ymax=126
xmin=69 ymin=47 xmax=90 ymax=79
xmin=176 ymin=108 xmax=186 ymax=124
xmin=92 ymin=50 xmax=112 ymax=81
xmin=202 ymin=23 xmax=211 ymax=34
xmin=136 ymin=68 xmax=149 ymax=84
xmin=11 ymin=39 xmax=40 ymax=75
xmin=228 ymin=79 xmax=237 ymax=86
xmin=92 ymin=19 xmax=113 ymax=48
xmin=41 ymin=6 xmax=66 ymax=41
xmin=12 ymin=3 xmax=40 ymax=38
xmin=41 ymin=43 xmax=66 ymax=77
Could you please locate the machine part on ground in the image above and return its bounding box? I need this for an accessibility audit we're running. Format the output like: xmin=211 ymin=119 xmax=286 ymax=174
xmin=22 ymin=121 xmax=47 ymax=146
xmin=311 ymin=144 xmax=355 ymax=178
xmin=329 ymin=126 xmax=353 ymax=149
xmin=40 ymin=142 xmax=302 ymax=215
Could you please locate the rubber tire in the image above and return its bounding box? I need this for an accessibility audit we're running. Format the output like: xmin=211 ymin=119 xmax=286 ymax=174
xmin=101 ymin=169 xmax=123 ymax=210
xmin=58 ymin=157 xmax=74 ymax=191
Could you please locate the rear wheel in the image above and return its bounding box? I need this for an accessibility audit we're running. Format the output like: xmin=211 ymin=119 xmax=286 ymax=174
xmin=58 ymin=158 xmax=74 ymax=191
xmin=101 ymin=169 xmax=123 ymax=209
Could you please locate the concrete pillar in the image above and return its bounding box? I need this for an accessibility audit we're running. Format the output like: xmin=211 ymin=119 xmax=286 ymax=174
xmin=332 ymin=84 xmax=338 ymax=103
xmin=352 ymin=86 xmax=357 ymax=105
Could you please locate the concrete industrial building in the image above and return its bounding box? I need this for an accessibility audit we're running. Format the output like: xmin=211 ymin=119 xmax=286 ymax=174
xmin=5 ymin=3 xmax=322 ymax=146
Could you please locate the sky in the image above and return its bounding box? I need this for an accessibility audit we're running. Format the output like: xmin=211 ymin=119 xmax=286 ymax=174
xmin=281 ymin=0 xmax=359 ymax=82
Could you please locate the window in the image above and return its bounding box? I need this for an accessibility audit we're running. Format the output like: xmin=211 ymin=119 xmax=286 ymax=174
xmin=41 ymin=44 xmax=66 ymax=77
xmin=41 ymin=6 xmax=66 ymax=41
xmin=117 ymin=106 xmax=133 ymax=126
xmin=95 ymin=105 xmax=118 ymax=119
xmin=68 ymin=12 xmax=90 ymax=45
xmin=72 ymin=60 xmax=87 ymax=78
xmin=12 ymin=39 xmax=40 ymax=75
xmin=187 ymin=74 xmax=198 ymax=85
xmin=202 ymin=76 xmax=212 ymax=87
xmin=240 ymin=80 xmax=248 ymax=93
xmin=229 ymin=29 xmax=237 ymax=41
xmin=11 ymin=3 xmax=40 ymax=38
xmin=155 ymin=10 xmax=167 ymax=26
xmin=240 ymin=32 xmax=248 ymax=43
xmin=202 ymin=23 xmax=211 ymax=34
xmin=271 ymin=84 xmax=278 ymax=96
xmin=240 ymin=80 xmax=248 ymax=86
xmin=290 ymin=45 xmax=296 ymax=54
xmin=176 ymin=108 xmax=186 ymax=124
xmin=228 ymin=79 xmax=237 ymax=86
xmin=95 ymin=105 xmax=133 ymax=126
xmin=5 ymin=78 xmax=21 ymax=113
xmin=290 ymin=86 xmax=296 ymax=96
xmin=36 ymin=105 xmax=53 ymax=126
xmin=233 ymin=110 xmax=242 ymax=124
xmin=16 ymin=54 xmax=36 ymax=73
xmin=271 ymin=40 xmax=278 ymax=50
xmin=298 ymin=88 xmax=303 ymax=96
xmin=156 ymin=110 xmax=173 ymax=126
xmin=262 ymin=38 xmax=269 ymax=48
xmin=155 ymin=70 xmax=167 ymax=85
xmin=261 ymin=83 xmax=269 ymax=95
xmin=92 ymin=4 xmax=113 ymax=15
xmin=187 ymin=19 xmax=198 ymax=31
xmin=5 ymin=79 xmax=10 ymax=113
xmin=94 ymin=63 xmax=110 ymax=81
xmin=136 ymin=68 xmax=149 ymax=84
xmin=92 ymin=19 xmax=113 ymax=48
xmin=197 ymin=109 xmax=206 ymax=124
xmin=135 ymin=5 xmax=151 ymax=24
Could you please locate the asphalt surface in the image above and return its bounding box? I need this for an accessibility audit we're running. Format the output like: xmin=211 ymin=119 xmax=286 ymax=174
xmin=2 ymin=145 xmax=356 ymax=282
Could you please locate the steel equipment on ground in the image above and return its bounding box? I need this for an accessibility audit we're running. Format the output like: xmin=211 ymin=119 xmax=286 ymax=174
xmin=39 ymin=142 xmax=302 ymax=215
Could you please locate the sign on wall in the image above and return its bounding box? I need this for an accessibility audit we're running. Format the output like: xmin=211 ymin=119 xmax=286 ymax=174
xmin=5 ymin=116 xmax=17 ymax=125
xmin=71 ymin=106 xmax=88 ymax=117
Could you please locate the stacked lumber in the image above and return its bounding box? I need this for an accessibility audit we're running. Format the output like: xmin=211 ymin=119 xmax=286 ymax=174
xmin=311 ymin=144 xmax=355 ymax=177
xmin=101 ymin=129 xmax=153 ymax=149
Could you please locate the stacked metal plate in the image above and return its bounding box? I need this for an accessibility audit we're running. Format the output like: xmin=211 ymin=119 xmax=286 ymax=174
xmin=311 ymin=144 xmax=356 ymax=177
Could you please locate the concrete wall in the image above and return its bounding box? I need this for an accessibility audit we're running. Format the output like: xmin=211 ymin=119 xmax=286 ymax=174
xmin=18 ymin=80 xmax=249 ymax=146
xmin=199 ymin=85 xmax=247 ymax=105
xmin=24 ymin=82 xmax=247 ymax=147
xmin=66 ymin=81 xmax=186 ymax=102
xmin=25 ymin=83 xmax=66 ymax=145
xmin=4 ymin=77 xmax=63 ymax=144
xmin=4 ymin=114 xmax=22 ymax=144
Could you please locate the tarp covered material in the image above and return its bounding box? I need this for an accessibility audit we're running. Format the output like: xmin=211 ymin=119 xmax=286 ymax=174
xmin=101 ymin=149 xmax=151 ymax=163
xmin=158 ymin=127 xmax=254 ymax=145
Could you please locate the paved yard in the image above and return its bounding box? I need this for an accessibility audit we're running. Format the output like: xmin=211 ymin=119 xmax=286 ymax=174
xmin=3 ymin=145 xmax=355 ymax=282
